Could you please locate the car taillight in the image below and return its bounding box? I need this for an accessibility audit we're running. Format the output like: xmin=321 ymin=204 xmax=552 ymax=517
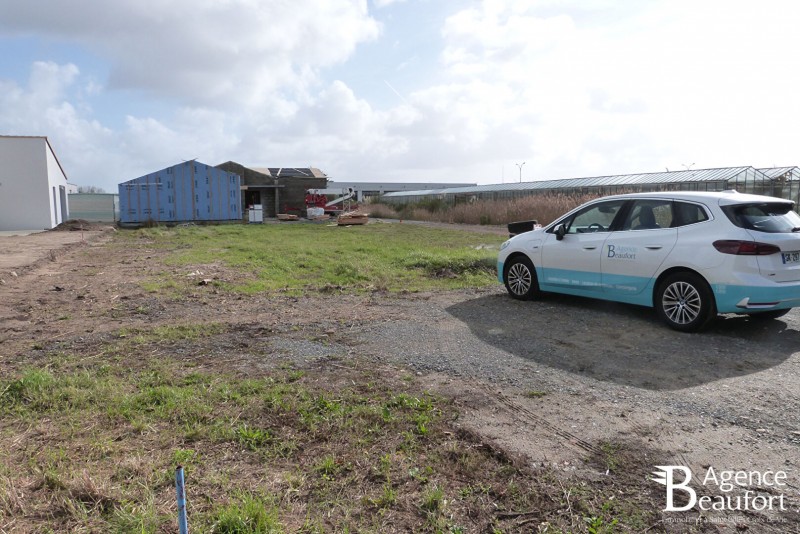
xmin=712 ymin=240 xmax=781 ymax=255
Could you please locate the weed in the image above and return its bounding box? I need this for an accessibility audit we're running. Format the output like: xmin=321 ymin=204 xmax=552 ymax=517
xmin=108 ymin=502 xmax=160 ymax=534
xmin=584 ymin=513 xmax=619 ymax=534
xmin=421 ymin=485 xmax=445 ymax=513
xmin=0 ymin=368 xmax=56 ymax=410
xmin=458 ymin=483 xmax=491 ymax=498
xmin=172 ymin=449 xmax=199 ymax=468
xmin=235 ymin=424 xmax=273 ymax=451
xmin=413 ymin=412 xmax=431 ymax=435
xmin=285 ymin=370 xmax=304 ymax=383
xmin=208 ymin=492 xmax=284 ymax=533
xmin=599 ymin=442 xmax=621 ymax=472
xmin=314 ymin=455 xmax=339 ymax=481
xmin=378 ymin=453 xmax=392 ymax=478
xmin=376 ymin=483 xmax=397 ymax=508
xmin=409 ymin=466 xmax=433 ymax=484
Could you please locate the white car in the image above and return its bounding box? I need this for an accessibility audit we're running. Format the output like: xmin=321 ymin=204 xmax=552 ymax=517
xmin=497 ymin=191 xmax=800 ymax=331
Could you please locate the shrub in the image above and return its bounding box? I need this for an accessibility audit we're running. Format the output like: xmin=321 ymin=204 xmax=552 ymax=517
xmin=373 ymin=192 xmax=606 ymax=226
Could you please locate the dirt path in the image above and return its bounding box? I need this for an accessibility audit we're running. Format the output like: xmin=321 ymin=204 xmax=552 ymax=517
xmin=2 ymin=228 xmax=800 ymax=531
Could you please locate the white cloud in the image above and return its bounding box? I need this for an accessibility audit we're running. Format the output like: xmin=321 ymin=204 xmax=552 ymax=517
xmin=397 ymin=0 xmax=800 ymax=180
xmin=2 ymin=0 xmax=800 ymax=191
xmin=372 ymin=0 xmax=407 ymax=7
xmin=0 ymin=1 xmax=380 ymax=108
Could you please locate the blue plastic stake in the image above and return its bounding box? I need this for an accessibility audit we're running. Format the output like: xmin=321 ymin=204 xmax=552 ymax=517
xmin=176 ymin=466 xmax=189 ymax=534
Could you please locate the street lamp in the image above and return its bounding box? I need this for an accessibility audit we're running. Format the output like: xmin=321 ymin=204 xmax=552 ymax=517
xmin=516 ymin=161 xmax=526 ymax=183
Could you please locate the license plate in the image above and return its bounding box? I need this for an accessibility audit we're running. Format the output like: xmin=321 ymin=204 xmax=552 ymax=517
xmin=782 ymin=251 xmax=800 ymax=265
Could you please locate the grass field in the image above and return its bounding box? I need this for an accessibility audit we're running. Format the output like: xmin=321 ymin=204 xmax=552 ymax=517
xmin=127 ymin=223 xmax=504 ymax=294
xmin=1 ymin=224 xmax=661 ymax=532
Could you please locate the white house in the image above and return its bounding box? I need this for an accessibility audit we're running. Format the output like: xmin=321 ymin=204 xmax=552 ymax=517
xmin=0 ymin=136 xmax=70 ymax=231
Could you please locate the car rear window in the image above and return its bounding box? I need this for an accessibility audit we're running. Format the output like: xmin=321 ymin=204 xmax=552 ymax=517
xmin=722 ymin=202 xmax=800 ymax=233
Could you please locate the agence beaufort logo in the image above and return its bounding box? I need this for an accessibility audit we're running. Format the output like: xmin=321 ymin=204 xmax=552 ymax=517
xmin=652 ymin=465 xmax=789 ymax=512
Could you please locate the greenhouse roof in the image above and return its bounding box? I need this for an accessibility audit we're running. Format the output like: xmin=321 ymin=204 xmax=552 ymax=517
xmin=758 ymin=167 xmax=799 ymax=180
xmin=383 ymin=166 xmax=770 ymax=198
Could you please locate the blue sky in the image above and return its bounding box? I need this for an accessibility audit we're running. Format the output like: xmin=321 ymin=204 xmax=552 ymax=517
xmin=1 ymin=0 xmax=799 ymax=192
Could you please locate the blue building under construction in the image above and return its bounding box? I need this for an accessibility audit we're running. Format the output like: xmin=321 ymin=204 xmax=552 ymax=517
xmin=118 ymin=160 xmax=242 ymax=225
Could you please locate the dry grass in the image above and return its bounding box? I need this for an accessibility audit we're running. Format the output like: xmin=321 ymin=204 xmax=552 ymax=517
xmin=369 ymin=192 xmax=605 ymax=226
xmin=0 ymin=337 xmax=594 ymax=533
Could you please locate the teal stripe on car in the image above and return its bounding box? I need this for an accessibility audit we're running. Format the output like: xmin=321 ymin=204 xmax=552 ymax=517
xmin=513 ymin=264 xmax=800 ymax=314
xmin=711 ymin=283 xmax=800 ymax=313
xmin=538 ymin=267 xmax=653 ymax=306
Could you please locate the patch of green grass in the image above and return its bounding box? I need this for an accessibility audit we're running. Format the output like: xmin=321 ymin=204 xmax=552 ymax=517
xmin=374 ymin=482 xmax=397 ymax=509
xmin=235 ymin=424 xmax=273 ymax=451
xmin=599 ymin=441 xmax=621 ymax=472
xmin=207 ymin=492 xmax=284 ymax=533
xmin=141 ymin=276 xmax=181 ymax=294
xmin=131 ymin=224 xmax=503 ymax=294
xmin=0 ymin=330 xmax=667 ymax=532
xmin=314 ymin=454 xmax=340 ymax=481
xmin=107 ymin=498 xmax=162 ymax=534
xmin=172 ymin=448 xmax=199 ymax=468
xmin=584 ymin=500 xmax=620 ymax=534
xmin=421 ymin=484 xmax=445 ymax=513
xmin=0 ymin=368 xmax=56 ymax=410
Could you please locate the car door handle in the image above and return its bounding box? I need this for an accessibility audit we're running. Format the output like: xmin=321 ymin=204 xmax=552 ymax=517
xmin=583 ymin=246 xmax=598 ymax=250
xmin=645 ymin=245 xmax=663 ymax=250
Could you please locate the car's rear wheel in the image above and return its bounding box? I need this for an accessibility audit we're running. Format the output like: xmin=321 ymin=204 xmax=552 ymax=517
xmin=656 ymin=272 xmax=716 ymax=332
xmin=748 ymin=308 xmax=792 ymax=320
xmin=504 ymin=255 xmax=540 ymax=300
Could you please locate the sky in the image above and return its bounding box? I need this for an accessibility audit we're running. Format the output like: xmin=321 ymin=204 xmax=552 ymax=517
xmin=1 ymin=0 xmax=799 ymax=192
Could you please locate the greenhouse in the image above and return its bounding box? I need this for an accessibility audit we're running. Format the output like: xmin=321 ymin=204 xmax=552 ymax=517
xmin=380 ymin=166 xmax=799 ymax=207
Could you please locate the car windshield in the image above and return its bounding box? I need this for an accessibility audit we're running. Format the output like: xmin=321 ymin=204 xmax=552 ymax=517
xmin=722 ymin=202 xmax=800 ymax=233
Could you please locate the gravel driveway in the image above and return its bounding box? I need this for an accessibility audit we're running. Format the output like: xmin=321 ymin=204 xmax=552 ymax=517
xmin=351 ymin=287 xmax=800 ymax=519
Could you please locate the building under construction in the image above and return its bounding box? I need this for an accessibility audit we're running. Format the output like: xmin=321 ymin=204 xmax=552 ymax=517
xmin=215 ymin=162 xmax=327 ymax=218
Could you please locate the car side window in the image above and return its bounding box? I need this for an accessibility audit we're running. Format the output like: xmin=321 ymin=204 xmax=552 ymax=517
xmin=621 ymin=200 xmax=674 ymax=231
xmin=564 ymin=200 xmax=625 ymax=234
xmin=674 ymin=202 xmax=709 ymax=226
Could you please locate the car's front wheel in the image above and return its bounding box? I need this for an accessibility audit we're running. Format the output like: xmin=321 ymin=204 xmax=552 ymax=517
xmin=655 ymin=272 xmax=716 ymax=332
xmin=504 ymin=255 xmax=540 ymax=300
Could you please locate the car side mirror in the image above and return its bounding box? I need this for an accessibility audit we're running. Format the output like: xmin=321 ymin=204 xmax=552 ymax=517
xmin=554 ymin=223 xmax=566 ymax=241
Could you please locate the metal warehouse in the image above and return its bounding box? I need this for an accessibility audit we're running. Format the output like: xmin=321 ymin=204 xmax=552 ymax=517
xmin=0 ymin=135 xmax=70 ymax=231
xmin=118 ymin=161 xmax=242 ymax=225
xmin=381 ymin=166 xmax=799 ymax=206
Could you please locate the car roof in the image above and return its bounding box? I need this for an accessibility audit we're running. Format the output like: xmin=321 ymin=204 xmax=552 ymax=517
xmin=597 ymin=190 xmax=794 ymax=206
